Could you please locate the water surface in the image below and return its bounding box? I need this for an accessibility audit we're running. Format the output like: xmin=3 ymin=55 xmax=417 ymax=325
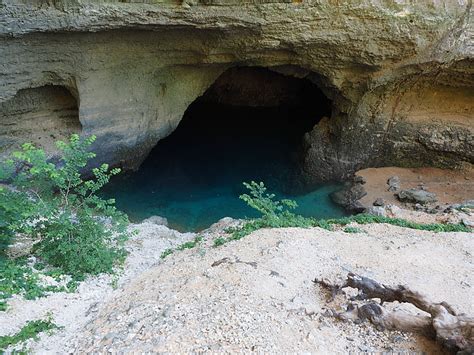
xmin=102 ymin=103 xmax=347 ymax=231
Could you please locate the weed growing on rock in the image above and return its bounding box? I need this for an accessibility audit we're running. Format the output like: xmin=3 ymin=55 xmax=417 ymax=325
xmin=0 ymin=317 xmax=59 ymax=352
xmin=161 ymin=235 xmax=204 ymax=259
xmin=213 ymin=182 xmax=319 ymax=246
xmin=239 ymin=181 xmax=298 ymax=222
xmin=343 ymin=226 xmax=365 ymax=234
xmin=176 ymin=235 xmax=203 ymax=251
xmin=160 ymin=248 xmax=174 ymax=259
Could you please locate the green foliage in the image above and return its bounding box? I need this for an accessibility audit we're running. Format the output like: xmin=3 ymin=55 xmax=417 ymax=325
xmin=312 ymin=219 xmax=334 ymax=231
xmin=0 ymin=257 xmax=48 ymax=310
xmin=334 ymin=214 xmax=470 ymax=233
xmin=160 ymin=248 xmax=174 ymax=259
xmin=239 ymin=181 xmax=298 ymax=222
xmin=0 ymin=134 xmax=130 ymax=279
xmin=213 ymin=182 xmax=317 ymax=246
xmin=0 ymin=317 xmax=58 ymax=352
xmin=0 ymin=257 xmax=80 ymax=311
xmin=176 ymin=235 xmax=203 ymax=251
xmin=161 ymin=236 xmax=204 ymax=259
xmin=239 ymin=181 xmax=314 ymax=227
xmin=213 ymin=237 xmax=227 ymax=247
xmin=343 ymin=226 xmax=364 ymax=234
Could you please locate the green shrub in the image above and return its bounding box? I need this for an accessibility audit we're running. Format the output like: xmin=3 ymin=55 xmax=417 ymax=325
xmin=0 ymin=187 xmax=37 ymax=254
xmin=213 ymin=182 xmax=316 ymax=246
xmin=0 ymin=317 xmax=58 ymax=351
xmin=160 ymin=248 xmax=174 ymax=259
xmin=239 ymin=181 xmax=298 ymax=223
xmin=213 ymin=237 xmax=227 ymax=247
xmin=0 ymin=257 xmax=62 ymax=310
xmin=0 ymin=134 xmax=130 ymax=278
xmin=176 ymin=235 xmax=203 ymax=251
xmin=343 ymin=226 xmax=364 ymax=234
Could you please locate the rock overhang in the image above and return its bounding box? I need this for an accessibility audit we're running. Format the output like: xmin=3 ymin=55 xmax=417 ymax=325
xmin=0 ymin=0 xmax=472 ymax=181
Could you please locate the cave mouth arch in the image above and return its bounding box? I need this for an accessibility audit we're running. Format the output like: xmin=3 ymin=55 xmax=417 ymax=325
xmin=104 ymin=66 xmax=346 ymax=230
xmin=0 ymin=85 xmax=81 ymax=157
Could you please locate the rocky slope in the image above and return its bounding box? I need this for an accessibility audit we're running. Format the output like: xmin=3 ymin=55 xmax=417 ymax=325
xmin=75 ymin=225 xmax=473 ymax=354
xmin=0 ymin=1 xmax=472 ymax=181
xmin=1 ymin=214 xmax=472 ymax=353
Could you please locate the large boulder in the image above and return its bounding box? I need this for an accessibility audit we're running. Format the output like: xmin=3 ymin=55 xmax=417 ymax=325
xmin=331 ymin=179 xmax=367 ymax=213
xmin=397 ymin=189 xmax=437 ymax=205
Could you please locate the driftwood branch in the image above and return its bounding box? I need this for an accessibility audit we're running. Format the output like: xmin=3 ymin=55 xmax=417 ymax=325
xmin=314 ymin=273 xmax=473 ymax=354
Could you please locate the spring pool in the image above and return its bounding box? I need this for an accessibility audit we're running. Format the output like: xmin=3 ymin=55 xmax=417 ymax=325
xmin=102 ymin=100 xmax=347 ymax=231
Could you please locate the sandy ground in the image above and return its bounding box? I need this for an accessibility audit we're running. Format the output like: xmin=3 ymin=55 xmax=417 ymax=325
xmin=356 ymin=166 xmax=474 ymax=208
xmin=1 ymin=214 xmax=472 ymax=354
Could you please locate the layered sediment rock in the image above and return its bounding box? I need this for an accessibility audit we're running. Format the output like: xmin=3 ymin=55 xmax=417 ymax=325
xmin=0 ymin=1 xmax=472 ymax=181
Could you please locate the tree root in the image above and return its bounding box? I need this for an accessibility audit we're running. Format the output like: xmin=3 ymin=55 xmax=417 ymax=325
xmin=314 ymin=273 xmax=473 ymax=354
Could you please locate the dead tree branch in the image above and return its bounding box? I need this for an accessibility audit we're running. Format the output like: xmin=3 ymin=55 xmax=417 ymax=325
xmin=314 ymin=273 xmax=473 ymax=354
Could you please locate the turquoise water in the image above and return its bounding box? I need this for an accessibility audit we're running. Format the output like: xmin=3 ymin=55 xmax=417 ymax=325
xmin=102 ymin=102 xmax=347 ymax=231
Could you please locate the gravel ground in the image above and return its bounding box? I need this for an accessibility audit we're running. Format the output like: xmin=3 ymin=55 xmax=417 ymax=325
xmin=77 ymin=223 xmax=472 ymax=353
xmin=1 ymin=218 xmax=472 ymax=353
xmin=0 ymin=221 xmax=195 ymax=354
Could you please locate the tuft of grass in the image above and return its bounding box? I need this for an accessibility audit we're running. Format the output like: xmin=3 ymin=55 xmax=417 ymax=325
xmin=160 ymin=249 xmax=174 ymax=259
xmin=0 ymin=318 xmax=58 ymax=351
xmin=176 ymin=236 xmax=203 ymax=251
xmin=161 ymin=236 xmax=204 ymax=259
xmin=213 ymin=237 xmax=227 ymax=247
xmin=343 ymin=226 xmax=364 ymax=234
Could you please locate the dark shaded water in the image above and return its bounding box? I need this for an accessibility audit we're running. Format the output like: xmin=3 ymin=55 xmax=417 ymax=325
xmin=102 ymin=101 xmax=347 ymax=231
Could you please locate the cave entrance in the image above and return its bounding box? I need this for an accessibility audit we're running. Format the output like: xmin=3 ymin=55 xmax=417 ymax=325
xmin=104 ymin=67 xmax=346 ymax=230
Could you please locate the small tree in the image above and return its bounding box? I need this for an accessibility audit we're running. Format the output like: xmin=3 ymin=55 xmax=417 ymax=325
xmin=239 ymin=181 xmax=297 ymax=220
xmin=0 ymin=134 xmax=129 ymax=277
xmin=238 ymin=181 xmax=314 ymax=228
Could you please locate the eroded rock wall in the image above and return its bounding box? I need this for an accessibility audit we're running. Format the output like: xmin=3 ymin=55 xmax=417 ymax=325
xmin=302 ymin=60 xmax=474 ymax=182
xmin=0 ymin=85 xmax=81 ymax=154
xmin=0 ymin=0 xmax=472 ymax=180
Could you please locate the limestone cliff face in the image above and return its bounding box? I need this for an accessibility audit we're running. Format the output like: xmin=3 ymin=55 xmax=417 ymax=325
xmin=0 ymin=0 xmax=472 ymax=181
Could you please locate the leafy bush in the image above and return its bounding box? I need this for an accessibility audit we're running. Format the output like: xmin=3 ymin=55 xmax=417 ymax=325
xmin=0 ymin=134 xmax=130 ymax=277
xmin=0 ymin=317 xmax=58 ymax=351
xmin=239 ymin=181 xmax=297 ymax=223
xmin=239 ymin=181 xmax=314 ymax=228
xmin=212 ymin=182 xmax=316 ymax=246
xmin=0 ymin=186 xmax=36 ymax=254
xmin=0 ymin=257 xmax=70 ymax=311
